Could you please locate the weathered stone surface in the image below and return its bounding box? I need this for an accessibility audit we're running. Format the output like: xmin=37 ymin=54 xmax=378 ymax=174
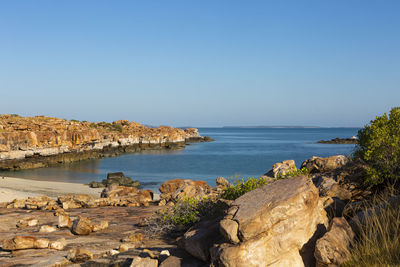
xmin=182 ymin=219 xmax=222 ymax=262
xmin=219 ymin=219 xmax=240 ymax=244
xmin=92 ymin=220 xmax=109 ymax=232
xmin=71 ymin=217 xmax=93 ymax=235
xmin=301 ymin=155 xmax=349 ymax=173
xmin=216 ymin=177 xmax=230 ymax=187
xmin=39 ymin=225 xmax=57 ymax=233
xmin=58 ymin=194 xmax=96 ymax=209
xmin=122 ymin=232 xmax=143 ymax=243
xmin=49 ymin=238 xmax=66 ymax=250
xmin=0 ymin=115 xmax=208 ymax=171
xmin=58 ymin=213 xmax=72 ymax=228
xmin=215 ymin=176 xmax=328 ymax=267
xmin=316 ymin=176 xmax=352 ymax=200
xmin=2 ymin=236 xmax=50 ymax=250
xmin=263 ymin=159 xmax=297 ymax=178
xmin=16 ymin=218 xmax=38 ymax=228
xmin=160 ymin=179 xmax=212 ymax=201
xmin=314 ymin=217 xmax=354 ymax=267
xmin=67 ymin=248 xmax=93 ymax=263
xmin=101 ymin=184 xmax=139 ymax=198
xmin=130 ymin=256 xmax=158 ymax=267
xmin=119 ymin=242 xmax=138 ymax=252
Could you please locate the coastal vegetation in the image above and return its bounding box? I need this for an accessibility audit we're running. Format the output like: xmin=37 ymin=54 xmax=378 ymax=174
xmin=355 ymin=107 xmax=400 ymax=185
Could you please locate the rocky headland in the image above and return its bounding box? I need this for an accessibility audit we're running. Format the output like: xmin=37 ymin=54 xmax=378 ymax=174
xmin=0 ymin=114 xmax=211 ymax=171
xmin=0 ymin=154 xmax=388 ymax=266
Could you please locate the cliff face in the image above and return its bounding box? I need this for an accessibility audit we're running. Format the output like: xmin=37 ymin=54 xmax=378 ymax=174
xmin=0 ymin=115 xmax=203 ymax=170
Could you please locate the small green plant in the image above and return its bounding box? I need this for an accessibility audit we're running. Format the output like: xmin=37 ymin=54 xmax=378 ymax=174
xmin=276 ymin=167 xmax=309 ymax=179
xmin=154 ymin=197 xmax=223 ymax=231
xmin=355 ymin=107 xmax=400 ymax=185
xmin=70 ymin=119 xmax=80 ymax=122
xmin=221 ymin=177 xmax=269 ymax=200
xmin=112 ymin=124 xmax=123 ymax=132
xmin=10 ymin=114 xmax=19 ymax=117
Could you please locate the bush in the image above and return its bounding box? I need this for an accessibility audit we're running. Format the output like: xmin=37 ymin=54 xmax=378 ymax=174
xmin=150 ymin=197 xmax=224 ymax=234
xmin=221 ymin=177 xmax=269 ymax=200
xmin=355 ymin=107 xmax=400 ymax=184
xmin=276 ymin=167 xmax=309 ymax=179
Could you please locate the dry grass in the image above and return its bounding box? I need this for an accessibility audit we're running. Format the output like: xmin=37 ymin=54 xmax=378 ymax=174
xmin=343 ymin=187 xmax=400 ymax=267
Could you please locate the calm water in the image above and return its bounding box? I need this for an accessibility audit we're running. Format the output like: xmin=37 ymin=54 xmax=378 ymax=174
xmin=1 ymin=128 xmax=359 ymax=190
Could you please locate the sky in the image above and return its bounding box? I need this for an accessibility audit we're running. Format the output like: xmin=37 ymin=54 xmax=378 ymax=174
xmin=0 ymin=1 xmax=399 ymax=127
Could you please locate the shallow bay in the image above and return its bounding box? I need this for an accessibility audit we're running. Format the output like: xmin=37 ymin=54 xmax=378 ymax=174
xmin=0 ymin=127 xmax=358 ymax=190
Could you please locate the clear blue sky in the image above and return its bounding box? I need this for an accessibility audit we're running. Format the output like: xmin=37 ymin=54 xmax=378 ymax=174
xmin=1 ymin=1 xmax=399 ymax=127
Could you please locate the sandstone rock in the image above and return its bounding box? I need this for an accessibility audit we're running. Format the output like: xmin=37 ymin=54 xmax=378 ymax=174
xmin=263 ymin=159 xmax=297 ymax=178
xmin=101 ymin=172 xmax=140 ymax=187
xmin=121 ymin=232 xmax=143 ymax=243
xmin=71 ymin=217 xmax=93 ymax=235
xmin=316 ymin=176 xmax=352 ymax=200
xmin=314 ymin=217 xmax=354 ymax=267
xmin=58 ymin=213 xmax=72 ymax=228
xmin=67 ymin=248 xmax=93 ymax=263
xmin=214 ymin=176 xmax=328 ymax=267
xmin=119 ymin=242 xmax=138 ymax=252
xmin=2 ymin=236 xmax=50 ymax=250
xmin=100 ymin=184 xmax=139 ymax=198
xmin=58 ymin=194 xmax=96 ymax=209
xmin=130 ymin=256 xmax=158 ymax=267
xmin=160 ymin=179 xmax=211 ymax=201
xmin=216 ymin=177 xmax=230 ymax=187
xmin=39 ymin=225 xmax=57 ymax=233
xmin=182 ymin=219 xmax=222 ymax=262
xmin=301 ymin=155 xmax=349 ymax=173
xmin=92 ymin=220 xmax=109 ymax=232
xmin=138 ymin=189 xmax=154 ymax=203
xmin=49 ymin=238 xmax=66 ymax=250
xmin=219 ymin=219 xmax=240 ymax=244
xmin=107 ymin=249 xmax=120 ymax=256
xmin=16 ymin=218 xmax=38 ymax=228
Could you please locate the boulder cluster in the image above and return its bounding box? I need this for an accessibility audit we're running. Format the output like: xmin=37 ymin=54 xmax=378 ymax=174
xmin=0 ymin=155 xmax=376 ymax=266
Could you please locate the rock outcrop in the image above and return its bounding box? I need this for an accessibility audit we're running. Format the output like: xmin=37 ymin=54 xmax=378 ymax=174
xmin=213 ymin=176 xmax=328 ymax=267
xmin=159 ymin=179 xmax=212 ymax=202
xmin=0 ymin=114 xmax=211 ymax=170
xmin=314 ymin=217 xmax=354 ymax=267
xmin=301 ymin=155 xmax=349 ymax=173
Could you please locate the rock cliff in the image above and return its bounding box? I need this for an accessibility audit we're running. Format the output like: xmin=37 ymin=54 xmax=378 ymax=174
xmin=0 ymin=114 xmax=208 ymax=170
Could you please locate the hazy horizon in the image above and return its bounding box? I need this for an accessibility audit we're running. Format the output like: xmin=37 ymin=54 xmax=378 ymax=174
xmin=1 ymin=1 xmax=399 ymax=127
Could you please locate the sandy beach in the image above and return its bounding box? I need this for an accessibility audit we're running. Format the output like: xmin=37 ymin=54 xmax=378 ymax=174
xmin=0 ymin=177 xmax=103 ymax=203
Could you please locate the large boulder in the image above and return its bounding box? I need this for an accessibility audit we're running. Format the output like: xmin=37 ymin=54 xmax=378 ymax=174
xmin=102 ymin=172 xmax=140 ymax=187
xmin=214 ymin=176 xmax=328 ymax=267
xmin=71 ymin=217 xmax=94 ymax=235
xmin=181 ymin=219 xmax=222 ymax=262
xmin=301 ymin=155 xmax=349 ymax=173
xmin=100 ymin=184 xmax=139 ymax=198
xmin=314 ymin=217 xmax=354 ymax=267
xmin=263 ymin=159 xmax=297 ymax=178
xmin=159 ymin=179 xmax=212 ymax=201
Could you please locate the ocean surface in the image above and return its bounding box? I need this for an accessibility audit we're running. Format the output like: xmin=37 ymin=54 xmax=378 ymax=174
xmin=1 ymin=128 xmax=359 ymax=190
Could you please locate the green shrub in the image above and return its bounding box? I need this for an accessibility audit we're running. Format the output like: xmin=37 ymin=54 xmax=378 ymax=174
xmin=276 ymin=167 xmax=309 ymax=179
xmin=355 ymin=107 xmax=400 ymax=184
xmin=112 ymin=124 xmax=123 ymax=132
xmin=154 ymin=197 xmax=224 ymax=232
xmin=221 ymin=177 xmax=269 ymax=200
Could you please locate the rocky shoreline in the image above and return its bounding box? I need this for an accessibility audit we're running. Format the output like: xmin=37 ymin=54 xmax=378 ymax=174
xmin=0 ymin=154 xmax=385 ymax=266
xmin=317 ymin=137 xmax=357 ymax=144
xmin=0 ymin=115 xmax=212 ymax=171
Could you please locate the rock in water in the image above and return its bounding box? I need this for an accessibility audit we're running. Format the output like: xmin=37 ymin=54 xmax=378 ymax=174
xmin=314 ymin=217 xmax=354 ymax=267
xmin=214 ymin=176 xmax=328 ymax=267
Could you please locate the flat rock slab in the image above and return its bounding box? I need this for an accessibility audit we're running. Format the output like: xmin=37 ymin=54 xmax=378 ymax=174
xmin=0 ymin=205 xmax=172 ymax=266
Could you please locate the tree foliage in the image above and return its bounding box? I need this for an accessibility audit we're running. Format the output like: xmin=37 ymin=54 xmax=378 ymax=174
xmin=355 ymin=107 xmax=400 ymax=184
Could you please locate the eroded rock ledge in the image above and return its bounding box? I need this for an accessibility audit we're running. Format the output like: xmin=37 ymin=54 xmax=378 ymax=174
xmin=0 ymin=114 xmax=211 ymax=170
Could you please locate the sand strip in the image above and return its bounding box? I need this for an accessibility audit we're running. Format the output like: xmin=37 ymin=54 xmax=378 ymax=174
xmin=0 ymin=177 xmax=103 ymax=202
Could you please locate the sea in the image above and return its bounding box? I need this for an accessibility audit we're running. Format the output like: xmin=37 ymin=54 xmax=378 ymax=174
xmin=1 ymin=127 xmax=359 ymax=190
